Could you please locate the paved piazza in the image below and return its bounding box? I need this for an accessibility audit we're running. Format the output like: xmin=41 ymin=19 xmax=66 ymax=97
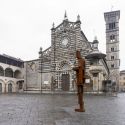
xmin=0 ymin=93 xmax=125 ymax=125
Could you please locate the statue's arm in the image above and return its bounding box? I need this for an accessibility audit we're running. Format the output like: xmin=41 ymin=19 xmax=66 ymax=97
xmin=72 ymin=67 xmax=79 ymax=71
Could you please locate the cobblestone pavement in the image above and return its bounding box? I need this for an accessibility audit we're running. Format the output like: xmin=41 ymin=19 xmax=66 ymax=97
xmin=0 ymin=93 xmax=125 ymax=125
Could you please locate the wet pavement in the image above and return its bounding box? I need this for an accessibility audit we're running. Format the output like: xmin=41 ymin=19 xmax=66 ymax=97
xmin=0 ymin=93 xmax=125 ymax=125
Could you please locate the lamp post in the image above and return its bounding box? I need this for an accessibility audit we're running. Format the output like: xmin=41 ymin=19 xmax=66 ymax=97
xmin=39 ymin=47 xmax=43 ymax=93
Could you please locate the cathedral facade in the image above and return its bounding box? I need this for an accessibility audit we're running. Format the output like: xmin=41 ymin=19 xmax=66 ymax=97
xmin=24 ymin=13 xmax=109 ymax=93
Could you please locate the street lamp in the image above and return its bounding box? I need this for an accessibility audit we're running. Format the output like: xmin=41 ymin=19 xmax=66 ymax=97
xmin=39 ymin=47 xmax=43 ymax=93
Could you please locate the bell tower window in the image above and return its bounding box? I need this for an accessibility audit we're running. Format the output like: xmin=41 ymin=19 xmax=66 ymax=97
xmin=111 ymin=64 xmax=114 ymax=68
xmin=109 ymin=22 xmax=116 ymax=30
xmin=111 ymin=47 xmax=114 ymax=52
xmin=111 ymin=56 xmax=114 ymax=60
xmin=110 ymin=35 xmax=115 ymax=42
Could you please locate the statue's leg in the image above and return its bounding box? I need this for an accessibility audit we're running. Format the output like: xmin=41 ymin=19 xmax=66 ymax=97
xmin=75 ymin=85 xmax=85 ymax=112
xmin=79 ymin=93 xmax=85 ymax=112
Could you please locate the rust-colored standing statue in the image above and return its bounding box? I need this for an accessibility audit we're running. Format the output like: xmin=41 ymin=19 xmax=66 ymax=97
xmin=73 ymin=50 xmax=85 ymax=112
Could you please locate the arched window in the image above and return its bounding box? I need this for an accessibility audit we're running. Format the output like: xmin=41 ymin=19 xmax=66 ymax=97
xmin=110 ymin=35 xmax=115 ymax=42
xmin=111 ymin=47 xmax=114 ymax=52
xmin=109 ymin=22 xmax=116 ymax=30
xmin=0 ymin=66 xmax=4 ymax=76
xmin=5 ymin=68 xmax=13 ymax=77
xmin=14 ymin=70 xmax=22 ymax=78
xmin=62 ymin=64 xmax=69 ymax=70
xmin=111 ymin=64 xmax=114 ymax=68
xmin=111 ymin=56 xmax=114 ymax=60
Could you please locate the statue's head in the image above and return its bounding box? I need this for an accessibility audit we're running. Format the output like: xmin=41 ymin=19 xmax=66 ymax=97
xmin=76 ymin=50 xmax=81 ymax=59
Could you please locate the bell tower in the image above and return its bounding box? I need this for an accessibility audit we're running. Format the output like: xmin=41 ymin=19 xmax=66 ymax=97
xmin=104 ymin=10 xmax=120 ymax=88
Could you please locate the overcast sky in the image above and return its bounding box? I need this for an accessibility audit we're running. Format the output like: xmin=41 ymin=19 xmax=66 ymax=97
xmin=0 ymin=0 xmax=124 ymax=70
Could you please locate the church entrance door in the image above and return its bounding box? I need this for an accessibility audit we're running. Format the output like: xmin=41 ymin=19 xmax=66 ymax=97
xmin=0 ymin=83 xmax=2 ymax=93
xmin=61 ymin=74 xmax=70 ymax=91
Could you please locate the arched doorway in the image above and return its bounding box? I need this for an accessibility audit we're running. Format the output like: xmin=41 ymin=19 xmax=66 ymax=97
xmin=0 ymin=83 xmax=2 ymax=93
xmin=8 ymin=83 xmax=12 ymax=93
xmin=61 ymin=74 xmax=70 ymax=91
xmin=58 ymin=61 xmax=71 ymax=91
